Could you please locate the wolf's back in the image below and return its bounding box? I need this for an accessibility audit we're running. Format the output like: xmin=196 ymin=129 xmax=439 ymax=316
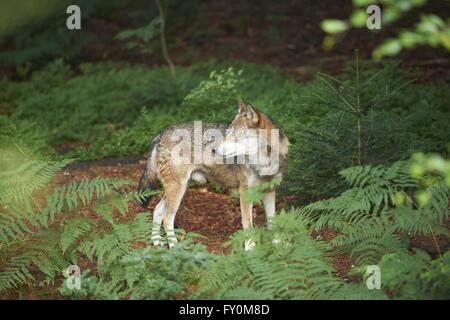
xmin=138 ymin=122 xmax=228 ymax=206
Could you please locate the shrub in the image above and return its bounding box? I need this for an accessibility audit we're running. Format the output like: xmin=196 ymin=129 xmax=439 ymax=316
xmin=0 ymin=0 xmax=127 ymax=68
xmin=284 ymin=61 xmax=450 ymax=196
xmin=59 ymin=235 xmax=213 ymax=300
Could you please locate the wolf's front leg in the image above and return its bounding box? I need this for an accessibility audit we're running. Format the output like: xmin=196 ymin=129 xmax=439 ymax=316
xmin=240 ymin=186 xmax=256 ymax=251
xmin=263 ymin=190 xmax=282 ymax=245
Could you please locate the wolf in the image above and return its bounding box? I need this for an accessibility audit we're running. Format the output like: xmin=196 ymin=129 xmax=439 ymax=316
xmin=138 ymin=101 xmax=289 ymax=250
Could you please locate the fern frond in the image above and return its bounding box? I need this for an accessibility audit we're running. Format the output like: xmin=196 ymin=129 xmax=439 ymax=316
xmin=60 ymin=218 xmax=92 ymax=253
xmin=0 ymin=159 xmax=73 ymax=206
xmin=196 ymin=212 xmax=346 ymax=300
xmin=299 ymin=160 xmax=449 ymax=267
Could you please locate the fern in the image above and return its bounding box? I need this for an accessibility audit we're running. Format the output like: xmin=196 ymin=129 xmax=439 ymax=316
xmin=0 ymin=151 xmax=155 ymax=292
xmin=195 ymin=212 xmax=347 ymax=300
xmin=59 ymin=234 xmax=213 ymax=300
xmin=0 ymin=230 xmax=67 ymax=290
xmin=60 ymin=218 xmax=92 ymax=253
xmin=375 ymin=250 xmax=450 ymax=299
xmin=331 ymin=282 xmax=387 ymax=300
xmin=80 ymin=214 xmax=151 ymax=268
xmin=0 ymin=158 xmax=73 ymax=207
xmin=0 ymin=176 xmax=130 ymax=244
xmin=196 ymin=158 xmax=448 ymax=300
xmin=299 ymin=160 xmax=449 ymax=265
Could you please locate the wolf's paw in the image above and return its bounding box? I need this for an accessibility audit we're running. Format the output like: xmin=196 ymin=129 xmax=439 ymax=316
xmin=151 ymin=235 xmax=164 ymax=247
xmin=168 ymin=238 xmax=178 ymax=249
xmin=152 ymin=239 xmax=162 ymax=247
xmin=244 ymin=239 xmax=256 ymax=251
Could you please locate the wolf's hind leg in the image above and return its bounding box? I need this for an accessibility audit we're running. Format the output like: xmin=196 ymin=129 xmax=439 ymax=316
xmin=151 ymin=197 xmax=166 ymax=246
xmin=163 ymin=180 xmax=188 ymax=248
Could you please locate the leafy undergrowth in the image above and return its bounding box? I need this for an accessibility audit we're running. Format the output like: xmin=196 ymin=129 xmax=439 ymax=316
xmin=0 ymin=155 xmax=448 ymax=300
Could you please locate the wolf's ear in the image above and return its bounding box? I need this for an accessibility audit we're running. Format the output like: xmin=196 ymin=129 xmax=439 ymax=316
xmin=238 ymin=100 xmax=247 ymax=114
xmin=246 ymin=104 xmax=259 ymax=124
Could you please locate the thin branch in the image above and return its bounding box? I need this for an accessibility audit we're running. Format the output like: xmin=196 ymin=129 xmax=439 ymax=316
xmin=355 ymin=49 xmax=363 ymax=166
xmin=309 ymin=92 xmax=356 ymax=114
xmin=369 ymin=79 xmax=416 ymax=109
xmin=316 ymin=72 xmax=355 ymax=90
xmin=430 ymin=228 xmax=442 ymax=258
xmin=155 ymin=0 xmax=176 ymax=78
xmin=361 ymin=69 xmax=384 ymax=87
xmin=389 ymin=79 xmax=416 ymax=96
xmin=316 ymin=75 xmax=357 ymax=113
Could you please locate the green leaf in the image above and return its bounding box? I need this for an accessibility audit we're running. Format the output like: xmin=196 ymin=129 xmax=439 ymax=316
xmin=352 ymin=0 xmax=374 ymax=6
xmin=373 ymin=39 xmax=402 ymax=60
xmin=321 ymin=20 xmax=349 ymax=34
xmin=60 ymin=218 xmax=91 ymax=253
xmin=382 ymin=8 xmax=400 ymax=25
xmin=95 ymin=202 xmax=114 ymax=224
xmin=399 ymin=31 xmax=423 ymax=48
xmin=351 ymin=10 xmax=367 ymax=28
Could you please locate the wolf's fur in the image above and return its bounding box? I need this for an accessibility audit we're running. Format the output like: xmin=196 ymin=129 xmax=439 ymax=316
xmin=138 ymin=102 xmax=289 ymax=248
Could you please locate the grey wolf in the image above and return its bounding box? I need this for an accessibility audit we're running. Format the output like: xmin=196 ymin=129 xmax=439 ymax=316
xmin=138 ymin=101 xmax=289 ymax=249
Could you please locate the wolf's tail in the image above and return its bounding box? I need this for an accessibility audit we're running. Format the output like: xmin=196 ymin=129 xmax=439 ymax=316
xmin=138 ymin=134 xmax=161 ymax=207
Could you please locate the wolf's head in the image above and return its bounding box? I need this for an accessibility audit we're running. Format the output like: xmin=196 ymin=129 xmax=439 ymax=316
xmin=216 ymin=100 xmax=282 ymax=161
xmin=231 ymin=100 xmax=262 ymax=130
